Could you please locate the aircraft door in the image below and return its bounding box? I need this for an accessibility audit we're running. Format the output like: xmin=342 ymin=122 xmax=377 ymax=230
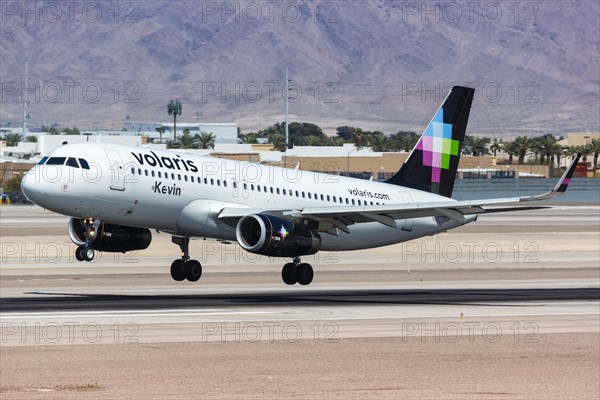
xmin=398 ymin=192 xmax=414 ymax=231
xmin=105 ymin=149 xmax=126 ymax=191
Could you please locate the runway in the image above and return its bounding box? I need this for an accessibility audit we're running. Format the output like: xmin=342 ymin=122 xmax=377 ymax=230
xmin=1 ymin=205 xmax=599 ymax=398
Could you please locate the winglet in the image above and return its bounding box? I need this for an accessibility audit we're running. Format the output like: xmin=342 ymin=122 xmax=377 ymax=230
xmin=552 ymin=153 xmax=581 ymax=193
xmin=521 ymin=154 xmax=581 ymax=202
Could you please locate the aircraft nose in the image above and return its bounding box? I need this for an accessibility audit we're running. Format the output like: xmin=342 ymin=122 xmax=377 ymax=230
xmin=21 ymin=170 xmax=48 ymax=205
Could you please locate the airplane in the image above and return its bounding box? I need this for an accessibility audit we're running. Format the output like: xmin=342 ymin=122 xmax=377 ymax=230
xmin=21 ymin=86 xmax=580 ymax=285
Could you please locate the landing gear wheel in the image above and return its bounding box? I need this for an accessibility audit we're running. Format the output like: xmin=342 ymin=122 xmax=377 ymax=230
xmin=282 ymin=263 xmax=297 ymax=285
xmin=82 ymin=247 xmax=95 ymax=262
xmin=185 ymin=260 xmax=202 ymax=282
xmin=297 ymin=263 xmax=314 ymax=286
xmin=75 ymin=246 xmax=85 ymax=262
xmin=170 ymin=259 xmax=186 ymax=281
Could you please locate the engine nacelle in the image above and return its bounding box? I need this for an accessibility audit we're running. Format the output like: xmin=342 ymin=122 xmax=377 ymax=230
xmin=68 ymin=218 xmax=152 ymax=253
xmin=236 ymin=214 xmax=320 ymax=257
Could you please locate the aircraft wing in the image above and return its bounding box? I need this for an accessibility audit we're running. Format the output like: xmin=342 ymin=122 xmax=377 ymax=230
xmin=218 ymin=154 xmax=581 ymax=233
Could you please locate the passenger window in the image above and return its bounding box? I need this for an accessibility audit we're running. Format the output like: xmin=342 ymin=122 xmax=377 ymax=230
xmin=217 ymin=180 xmax=221 ymax=186
xmin=78 ymin=159 xmax=90 ymax=169
xmin=158 ymin=171 xmax=161 ymax=178
xmin=138 ymin=168 xmax=142 ymax=175
xmin=307 ymin=193 xmax=311 ymax=199
xmin=151 ymin=170 xmax=155 ymax=177
xmin=145 ymin=170 xmax=148 ymax=176
xmin=37 ymin=156 xmax=48 ymax=165
xmin=251 ymin=184 xmax=255 ymax=191
xmin=243 ymin=183 xmax=247 ymax=190
xmin=270 ymin=187 xmax=274 ymax=194
xmin=263 ymin=186 xmax=267 ymax=192
xmin=276 ymin=188 xmax=280 ymax=195
xmin=204 ymin=177 xmax=208 ymax=184
xmin=352 ymin=199 xmax=355 ymax=205
xmin=257 ymin=185 xmax=261 ymax=192
xmin=320 ymin=194 xmax=324 ymax=201
xmin=295 ymin=190 xmax=299 ymax=197
xmin=223 ymin=180 xmax=227 ymax=187
xmin=327 ymin=195 xmax=330 ymax=202
xmin=178 ymin=174 xmax=182 ymax=181
xmin=210 ymin=179 xmax=214 ymax=185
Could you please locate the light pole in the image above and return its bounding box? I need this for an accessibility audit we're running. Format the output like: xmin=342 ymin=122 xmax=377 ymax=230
xmin=347 ymin=147 xmax=357 ymax=176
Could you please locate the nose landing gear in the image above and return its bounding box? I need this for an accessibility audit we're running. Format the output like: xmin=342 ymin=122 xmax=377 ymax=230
xmin=74 ymin=218 xmax=100 ymax=262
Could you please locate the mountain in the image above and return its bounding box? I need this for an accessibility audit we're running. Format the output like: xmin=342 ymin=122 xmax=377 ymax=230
xmin=1 ymin=0 xmax=598 ymax=137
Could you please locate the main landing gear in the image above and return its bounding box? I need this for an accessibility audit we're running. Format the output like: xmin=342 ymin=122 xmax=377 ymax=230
xmin=170 ymin=237 xmax=202 ymax=282
xmin=74 ymin=218 xmax=99 ymax=262
xmin=281 ymin=257 xmax=314 ymax=286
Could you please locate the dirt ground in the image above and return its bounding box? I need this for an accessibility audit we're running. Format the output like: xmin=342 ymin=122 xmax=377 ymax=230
xmin=1 ymin=333 xmax=599 ymax=400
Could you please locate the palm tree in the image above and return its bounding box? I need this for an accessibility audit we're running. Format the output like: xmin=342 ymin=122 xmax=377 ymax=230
xmin=25 ymin=135 xmax=37 ymax=143
xmin=490 ymin=138 xmax=502 ymax=156
xmin=196 ymin=132 xmax=215 ymax=149
xmin=155 ymin=127 xmax=166 ymax=143
xmin=394 ymin=134 xmax=418 ymax=152
xmin=587 ymin=138 xmax=600 ymax=177
xmin=167 ymin=99 xmax=182 ymax=141
xmin=2 ymin=133 xmax=22 ymax=147
xmin=303 ymin=135 xmax=322 ymax=146
xmin=501 ymin=140 xmax=518 ymax=164
xmin=329 ymin=137 xmax=345 ymax=147
xmin=176 ymin=129 xmax=199 ymax=149
xmin=268 ymin=134 xmax=287 ymax=152
xmin=369 ymin=133 xmax=390 ymax=152
xmin=535 ymin=134 xmax=561 ymax=176
xmin=513 ymin=136 xmax=532 ymax=165
xmin=240 ymin=133 xmax=258 ymax=144
xmin=464 ymin=135 xmax=491 ymax=156
xmin=352 ymin=128 xmax=366 ymax=149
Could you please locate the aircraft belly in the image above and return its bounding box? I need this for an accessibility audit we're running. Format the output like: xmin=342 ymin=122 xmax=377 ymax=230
xmin=319 ymin=217 xmax=471 ymax=251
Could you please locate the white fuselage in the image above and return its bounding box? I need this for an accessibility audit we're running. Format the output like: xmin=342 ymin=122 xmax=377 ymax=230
xmin=22 ymin=143 xmax=474 ymax=252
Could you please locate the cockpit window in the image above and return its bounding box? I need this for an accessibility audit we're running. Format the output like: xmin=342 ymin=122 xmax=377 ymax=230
xmin=46 ymin=157 xmax=67 ymax=165
xmin=78 ymin=159 xmax=90 ymax=169
xmin=37 ymin=156 xmax=49 ymax=165
xmin=65 ymin=157 xmax=80 ymax=168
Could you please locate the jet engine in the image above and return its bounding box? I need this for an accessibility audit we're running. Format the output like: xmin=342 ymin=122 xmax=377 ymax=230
xmin=68 ymin=218 xmax=152 ymax=253
xmin=235 ymin=214 xmax=321 ymax=257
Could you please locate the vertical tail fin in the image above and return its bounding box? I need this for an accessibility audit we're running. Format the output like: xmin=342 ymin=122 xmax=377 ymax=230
xmin=386 ymin=86 xmax=475 ymax=198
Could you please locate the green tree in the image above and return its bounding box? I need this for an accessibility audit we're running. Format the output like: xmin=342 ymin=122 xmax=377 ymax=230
xmin=336 ymin=126 xmax=357 ymax=141
xmin=239 ymin=133 xmax=258 ymax=144
xmin=329 ymin=137 xmax=345 ymax=146
xmin=464 ymin=135 xmax=491 ymax=156
xmin=3 ymin=175 xmax=23 ymax=192
xmin=352 ymin=128 xmax=366 ymax=149
xmin=25 ymin=135 xmax=37 ymax=143
xmin=2 ymin=133 xmax=22 ymax=146
xmin=500 ymin=140 xmax=518 ymax=164
xmin=513 ymin=136 xmax=532 ymax=165
xmin=587 ymin=138 xmax=600 ymax=177
xmin=63 ymin=127 xmax=80 ymax=135
xmin=196 ymin=132 xmax=215 ymax=149
xmin=391 ymin=132 xmax=419 ymax=152
xmin=268 ymin=134 xmax=287 ymax=152
xmin=490 ymin=138 xmax=502 ymax=156
xmin=303 ymin=135 xmax=322 ymax=146
xmin=155 ymin=127 xmax=166 ymax=143
xmin=534 ymin=134 xmax=561 ymax=176
xmin=368 ymin=132 xmax=390 ymax=152
xmin=175 ymin=129 xmax=199 ymax=149
xmin=167 ymin=99 xmax=182 ymax=141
